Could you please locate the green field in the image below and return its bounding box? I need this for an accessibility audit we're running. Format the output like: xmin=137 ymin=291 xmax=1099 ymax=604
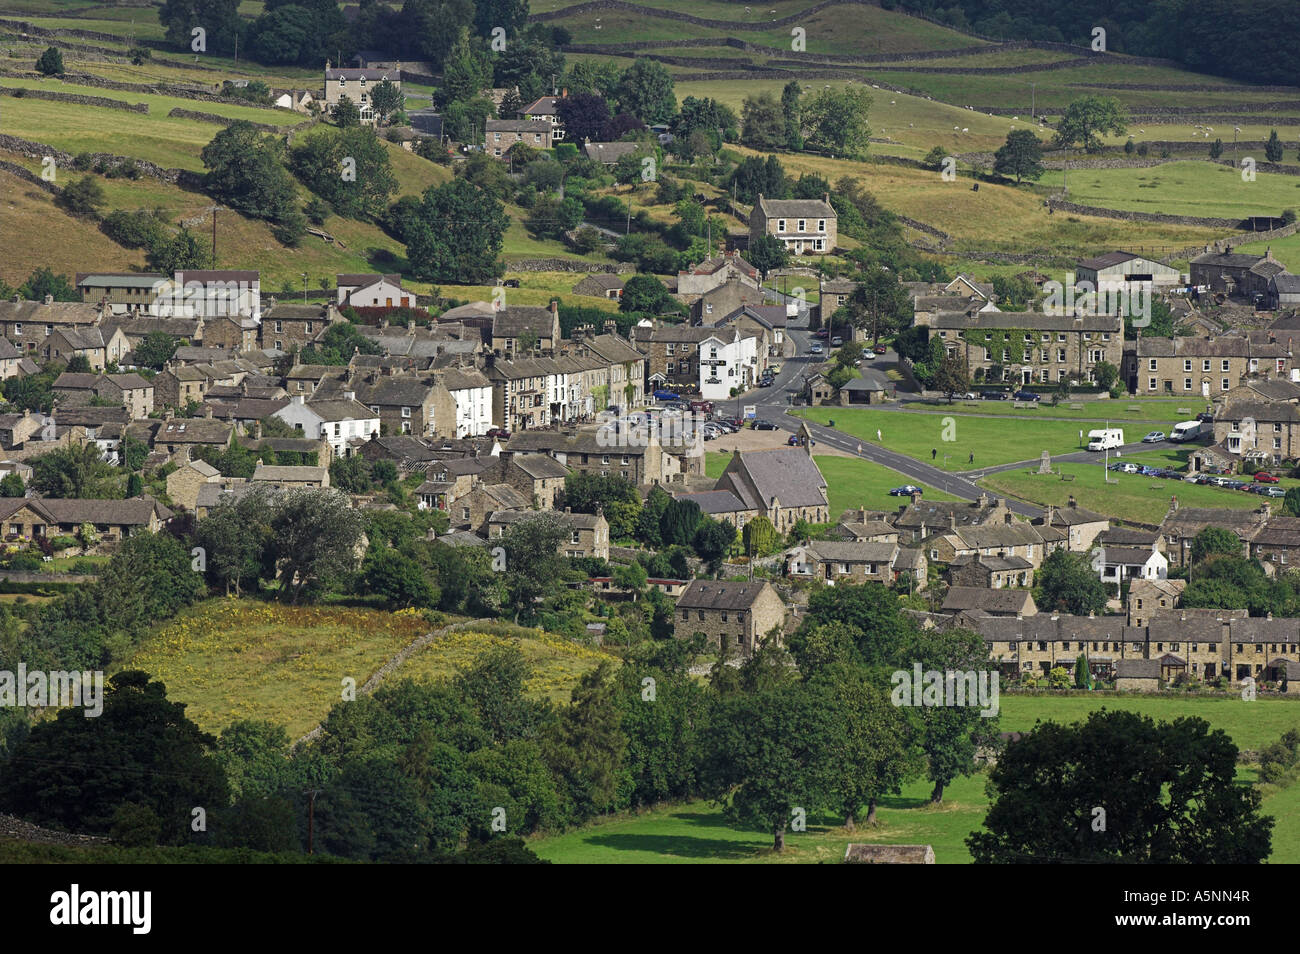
xmin=980 ymin=460 xmax=1281 ymax=525
xmin=532 ymin=692 xmax=1300 ymax=863
xmin=902 ymin=397 xmax=1193 ymax=423
xmin=1040 ymin=161 xmax=1300 ymax=221
xmin=793 ymin=407 xmax=1088 ymax=470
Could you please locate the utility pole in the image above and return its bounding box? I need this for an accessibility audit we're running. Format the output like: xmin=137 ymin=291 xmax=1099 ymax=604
xmin=211 ymin=207 xmax=217 ymax=268
xmin=304 ymin=789 xmax=323 ymax=854
xmin=1030 ymin=82 xmax=1035 ymax=120
xmin=302 ymin=272 xmax=308 ymax=304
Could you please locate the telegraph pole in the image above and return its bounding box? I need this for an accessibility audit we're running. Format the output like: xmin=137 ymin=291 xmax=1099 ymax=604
xmin=304 ymin=789 xmax=323 ymax=854
xmin=211 ymin=207 xmax=217 ymax=268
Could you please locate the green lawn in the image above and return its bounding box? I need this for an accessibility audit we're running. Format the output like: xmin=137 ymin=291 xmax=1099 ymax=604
xmin=532 ymin=692 xmax=1300 ymax=863
xmin=904 ymin=397 xmax=1193 ymax=423
xmin=1039 ymin=161 xmax=1300 ymax=221
xmin=980 ymin=461 xmax=1279 ymax=525
xmin=792 ymin=407 xmax=1088 ymax=470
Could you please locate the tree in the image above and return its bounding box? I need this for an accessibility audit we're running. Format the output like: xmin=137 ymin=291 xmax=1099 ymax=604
xmin=615 ymin=60 xmax=676 ymax=125
xmin=1053 ymin=96 xmax=1128 ymax=153
xmin=692 ymin=517 xmax=735 ymax=576
xmin=19 ymin=267 xmax=78 ymax=302
xmin=992 ymin=129 xmax=1045 ymax=184
xmin=292 ymin=127 xmax=398 ymax=221
xmin=363 ymin=547 xmax=436 ymax=608
xmin=659 ymin=497 xmax=702 ymax=547
xmin=200 ymin=122 xmax=302 ymax=238
xmin=728 ymin=154 xmax=787 ymax=204
xmin=747 ymin=234 xmax=789 ymax=281
xmin=619 ymin=274 xmax=673 ymax=314
xmin=740 ymin=92 xmax=785 ymax=150
xmin=332 ymin=94 xmax=361 ymax=128
xmin=65 ymin=354 xmax=92 ymax=374
xmin=30 ymin=442 xmax=116 ymax=498
xmin=702 ymin=680 xmax=839 ymax=851
xmin=1209 ymin=137 xmax=1224 ymax=159
xmin=0 ymin=671 xmax=228 ymax=841
xmin=816 ymin=664 xmax=917 ymax=828
xmin=0 ymin=473 xmax=24 ymax=498
xmin=159 ymin=0 xmax=241 ymax=55
xmin=370 ymin=79 xmax=403 ymax=126
xmin=742 ymin=515 xmax=779 ymax=557
xmin=134 ymin=331 xmax=181 ymax=371
xmin=36 ymin=46 xmax=65 ymax=76
xmin=57 ymin=176 xmax=106 ymax=217
xmin=146 ymin=226 xmax=210 ymax=273
xmin=1191 ymin=526 xmax=1242 ymax=563
xmin=923 ymin=146 xmax=948 ymax=170
xmin=406 ymin=179 xmax=508 ymax=284
xmin=800 ymin=87 xmax=872 ymax=156
xmin=195 ymin=487 xmax=274 ymax=596
xmin=1284 ymin=486 xmax=1300 ymax=518
xmin=968 ymin=710 xmax=1272 ymax=863
xmin=498 ymin=511 xmax=570 ymax=621
xmin=781 ymin=79 xmax=803 ymax=150
xmin=1266 ymin=128 xmax=1285 ymax=163
xmin=125 ymin=473 xmax=144 ymax=498
xmin=268 ymin=488 xmax=367 ymax=602
xmin=557 ymin=92 xmax=611 ymax=144
xmin=1093 ymin=360 xmax=1120 ymax=391
xmin=542 ymin=663 xmax=626 ymax=822
xmin=932 ymin=354 xmax=971 ymax=402
xmin=438 ymin=28 xmax=493 ymax=106
xmin=1036 ymin=548 xmax=1109 ymax=615
xmin=1073 ymin=653 xmax=1092 ymax=690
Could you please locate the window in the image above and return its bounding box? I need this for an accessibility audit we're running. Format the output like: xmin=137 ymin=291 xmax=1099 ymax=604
xmin=1222 ymin=359 xmax=1230 ymax=372
xmin=1149 ymin=377 xmax=1157 ymax=390
xmin=797 ymin=219 xmax=806 ymax=232
xmin=1057 ymin=334 xmax=1066 ymax=342
xmin=12 ymin=324 xmax=20 ymax=337
xmin=1057 ymin=349 xmax=1066 ymax=362
xmin=777 ymin=219 xmax=786 ymax=233
xmin=1148 ymin=358 xmax=1157 ymax=371
xmin=1202 ymin=360 xmax=1211 ymax=372
xmin=1184 ymin=378 xmax=1192 ymax=390
xmin=571 ymin=531 xmax=580 ymax=544
xmin=1222 ymin=378 xmax=1230 ymax=391
xmin=1184 ymin=360 xmax=1192 ymax=372
xmin=401 ymin=407 xmax=411 ymax=418
xmin=274 ymin=320 xmax=283 ymax=333
xmin=817 ymin=219 xmax=826 ymax=232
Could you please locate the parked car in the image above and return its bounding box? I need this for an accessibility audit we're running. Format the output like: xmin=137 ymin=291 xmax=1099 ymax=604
xmin=1262 ymin=486 xmax=1287 ymax=498
xmin=768 ymin=364 xmax=782 ymax=375
xmin=809 ymin=343 xmax=824 ymax=354
xmin=787 ymin=434 xmax=803 ymax=446
xmin=1138 ymin=465 xmax=1161 ymax=476
xmin=1196 ymin=412 xmax=1215 ymax=424
xmin=873 ymin=343 xmax=887 ymax=355
xmin=830 ymin=336 xmax=844 ymax=347
xmin=814 ymin=328 xmax=829 ymax=339
xmin=1113 ymin=462 xmax=1139 ymax=474
xmin=1255 ymin=472 xmax=1281 ymax=483
xmin=1184 ymin=473 xmax=1211 ymax=484
xmin=757 ymin=378 xmax=773 ymax=387
xmin=980 ymin=389 xmax=1009 ymax=400
xmin=1013 ymin=390 xmax=1040 ymax=402
xmin=486 ymin=427 xmax=511 ymax=440
xmin=1223 ymin=480 xmax=1249 ymax=491
xmin=751 ymin=419 xmax=778 ymax=430
xmin=888 ymin=485 xmax=923 ymax=496
xmin=1142 ymin=431 xmax=1166 ymax=443
xmin=1155 ymin=468 xmax=1183 ymax=479
xmin=959 ymin=391 xmax=978 ymax=400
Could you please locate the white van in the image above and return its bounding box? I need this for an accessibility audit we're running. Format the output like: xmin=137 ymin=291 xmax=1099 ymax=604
xmin=1169 ymin=420 xmax=1204 ymax=443
xmin=1087 ymin=428 xmax=1125 ymax=451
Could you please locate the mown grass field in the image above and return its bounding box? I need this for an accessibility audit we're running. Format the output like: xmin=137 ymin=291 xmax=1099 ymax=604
xmin=980 ymin=460 xmax=1283 ymax=525
xmin=533 ymin=692 xmax=1300 ymax=863
xmin=1040 ymin=161 xmax=1300 ymax=221
xmin=793 ymin=406 xmax=1088 ymax=469
xmin=903 ymin=397 xmax=1194 ymax=423
xmin=124 ymin=599 xmax=431 ymax=737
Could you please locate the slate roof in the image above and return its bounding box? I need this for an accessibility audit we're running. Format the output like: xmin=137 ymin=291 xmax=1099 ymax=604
xmin=941 ymin=586 xmax=1034 ymax=614
xmin=492 ymin=307 xmax=556 ymax=339
xmin=303 ymin=398 xmax=379 ymax=422
xmin=756 ymin=195 xmax=835 ymax=218
xmin=676 ymin=579 xmax=775 ymax=611
xmin=717 ymin=448 xmax=828 ymax=511
xmin=510 ymin=453 xmax=569 ymax=479
xmin=1115 ymin=658 xmax=1161 ymax=679
xmin=932 ymin=311 xmax=1120 ymax=332
xmin=1077 ymin=251 xmax=1144 ymax=270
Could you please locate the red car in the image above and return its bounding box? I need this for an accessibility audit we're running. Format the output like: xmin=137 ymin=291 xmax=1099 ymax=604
xmin=1255 ymin=472 xmax=1280 ymax=483
xmin=873 ymin=343 xmax=888 ymax=355
xmin=814 ymin=328 xmax=830 ymax=339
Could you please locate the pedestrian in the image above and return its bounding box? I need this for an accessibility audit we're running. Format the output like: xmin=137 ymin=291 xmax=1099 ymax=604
xmin=931 ymin=447 xmax=937 ymax=460
xmin=1079 ymin=429 xmax=1083 ymax=445
xmin=857 ymin=442 xmax=862 ymax=455
xmin=876 ymin=428 xmax=882 ymax=442
xmin=968 ymin=452 xmax=974 ymax=465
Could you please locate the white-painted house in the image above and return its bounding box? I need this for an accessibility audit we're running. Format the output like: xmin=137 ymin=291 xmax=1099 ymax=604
xmin=273 ymin=394 xmax=380 ymax=458
xmin=440 ymin=367 xmax=494 ymax=437
xmin=336 ymin=273 xmax=412 ymax=309
xmin=1098 ymin=544 xmax=1168 ymax=586
xmin=697 ymin=328 xmax=758 ymax=401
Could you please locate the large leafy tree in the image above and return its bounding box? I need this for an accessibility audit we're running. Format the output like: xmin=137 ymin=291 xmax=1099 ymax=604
xmin=401 ymin=0 xmax=476 ymax=70
xmin=291 ymin=127 xmax=398 ymax=221
xmin=728 ymin=154 xmax=787 ymax=204
xmin=702 ymin=678 xmax=839 ymax=851
xmin=746 ymin=234 xmax=789 ymax=281
xmin=30 ymin=442 xmax=117 ymax=498
xmin=159 ymin=0 xmax=242 ymax=54
xmin=19 ymin=266 xmax=79 ymax=302
xmin=200 ymin=122 xmax=303 ymax=236
xmin=1036 ymin=548 xmax=1109 ymax=615
xmin=800 ymin=87 xmax=872 ymax=157
xmin=992 ymin=129 xmax=1045 ymax=184
xmin=1053 ymin=95 xmax=1128 ymax=153
xmin=968 ymin=710 xmax=1272 ymax=863
xmin=1191 ymin=525 xmax=1242 ymax=563
xmin=557 ymin=92 xmax=611 ymax=144
xmin=615 ymin=59 xmax=676 ymax=125
xmin=498 ymin=510 xmax=570 ymax=621
xmin=134 ymin=331 xmax=181 ymax=370
xmin=406 ymin=179 xmax=508 ymax=284
xmin=0 ymin=670 xmax=229 ymax=841
xmin=147 ymin=226 xmax=211 ymax=272
xmin=740 ymin=92 xmax=785 ymax=150
xmin=542 ymin=663 xmax=626 ymax=822
xmin=474 ymin=0 xmax=529 ymax=39
xmin=268 ymin=487 xmax=367 ymax=602
xmin=195 ymin=487 xmax=276 ymax=596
